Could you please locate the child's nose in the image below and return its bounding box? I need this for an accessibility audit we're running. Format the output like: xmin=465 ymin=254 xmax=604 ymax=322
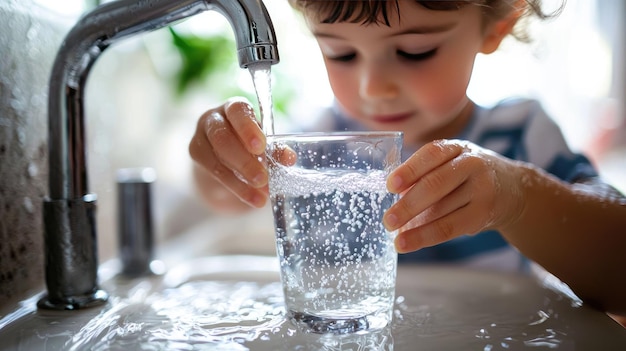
xmin=359 ymin=65 xmax=399 ymax=100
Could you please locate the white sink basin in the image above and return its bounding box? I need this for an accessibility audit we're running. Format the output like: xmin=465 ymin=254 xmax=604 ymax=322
xmin=0 ymin=255 xmax=285 ymax=350
xmin=2 ymin=253 xmax=626 ymax=350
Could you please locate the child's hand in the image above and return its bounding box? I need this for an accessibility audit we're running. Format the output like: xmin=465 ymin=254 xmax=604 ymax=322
xmin=383 ymin=139 xmax=525 ymax=253
xmin=189 ymin=97 xmax=269 ymax=212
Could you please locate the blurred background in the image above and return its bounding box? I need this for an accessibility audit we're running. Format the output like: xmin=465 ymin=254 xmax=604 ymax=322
xmin=30 ymin=0 xmax=626 ymax=262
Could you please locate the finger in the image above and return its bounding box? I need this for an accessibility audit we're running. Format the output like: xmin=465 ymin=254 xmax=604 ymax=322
xmin=198 ymin=142 xmax=268 ymax=208
xmin=213 ymin=164 xmax=268 ymax=208
xmin=194 ymin=164 xmax=268 ymax=211
xmin=224 ymin=97 xmax=266 ymax=155
xmin=384 ymin=158 xmax=468 ymax=231
xmin=189 ymin=116 xmax=217 ymax=166
xmin=267 ymin=142 xmax=297 ymax=167
xmin=394 ymin=202 xmax=485 ymax=253
xmin=204 ymin=110 xmax=268 ymax=188
xmin=398 ymin=181 xmax=472 ymax=232
xmin=387 ymin=140 xmax=464 ymax=194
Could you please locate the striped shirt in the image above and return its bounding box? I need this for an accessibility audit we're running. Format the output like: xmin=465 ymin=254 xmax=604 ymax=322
xmin=305 ymin=98 xmax=598 ymax=272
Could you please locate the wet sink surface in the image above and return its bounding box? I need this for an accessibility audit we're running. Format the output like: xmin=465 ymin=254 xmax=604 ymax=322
xmin=1 ymin=255 xmax=625 ymax=350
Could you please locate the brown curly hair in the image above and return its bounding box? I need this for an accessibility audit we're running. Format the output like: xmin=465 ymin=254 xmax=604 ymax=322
xmin=288 ymin=0 xmax=565 ymax=43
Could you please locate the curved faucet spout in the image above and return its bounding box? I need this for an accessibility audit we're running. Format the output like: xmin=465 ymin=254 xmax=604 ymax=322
xmin=40 ymin=0 xmax=279 ymax=310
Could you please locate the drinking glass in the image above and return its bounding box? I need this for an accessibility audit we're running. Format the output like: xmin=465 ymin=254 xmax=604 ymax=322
xmin=267 ymin=131 xmax=403 ymax=334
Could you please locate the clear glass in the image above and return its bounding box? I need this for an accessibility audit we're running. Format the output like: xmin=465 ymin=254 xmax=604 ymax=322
xmin=267 ymin=131 xmax=403 ymax=334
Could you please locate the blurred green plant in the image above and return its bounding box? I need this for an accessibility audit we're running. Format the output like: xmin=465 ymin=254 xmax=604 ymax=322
xmin=168 ymin=27 xmax=293 ymax=120
xmin=168 ymin=27 xmax=236 ymax=97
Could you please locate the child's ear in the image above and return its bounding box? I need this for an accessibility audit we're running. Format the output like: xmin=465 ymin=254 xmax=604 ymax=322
xmin=480 ymin=9 xmax=520 ymax=54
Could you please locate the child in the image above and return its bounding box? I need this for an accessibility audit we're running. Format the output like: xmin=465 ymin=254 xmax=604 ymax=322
xmin=188 ymin=1 xmax=626 ymax=317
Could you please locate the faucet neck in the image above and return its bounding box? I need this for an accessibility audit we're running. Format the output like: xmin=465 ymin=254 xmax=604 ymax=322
xmin=48 ymin=0 xmax=278 ymax=200
xmin=41 ymin=0 xmax=278 ymax=310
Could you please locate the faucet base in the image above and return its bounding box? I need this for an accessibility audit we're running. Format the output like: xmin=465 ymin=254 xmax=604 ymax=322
xmin=37 ymin=289 xmax=109 ymax=310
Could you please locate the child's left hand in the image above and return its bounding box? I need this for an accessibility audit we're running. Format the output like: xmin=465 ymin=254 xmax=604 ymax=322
xmin=383 ymin=139 xmax=525 ymax=253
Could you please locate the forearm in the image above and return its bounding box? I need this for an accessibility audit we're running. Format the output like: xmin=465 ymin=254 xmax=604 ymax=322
xmin=500 ymin=163 xmax=626 ymax=315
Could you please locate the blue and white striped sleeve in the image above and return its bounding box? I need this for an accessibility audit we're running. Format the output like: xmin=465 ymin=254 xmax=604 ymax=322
xmin=522 ymin=100 xmax=598 ymax=182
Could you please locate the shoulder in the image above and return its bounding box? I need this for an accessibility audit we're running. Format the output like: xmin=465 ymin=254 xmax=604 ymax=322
xmin=474 ymin=97 xmax=552 ymax=130
xmin=470 ymin=98 xmax=597 ymax=181
xmin=487 ymin=98 xmax=564 ymax=147
xmin=466 ymin=98 xmax=557 ymax=152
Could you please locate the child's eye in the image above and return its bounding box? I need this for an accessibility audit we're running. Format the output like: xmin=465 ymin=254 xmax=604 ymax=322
xmin=398 ymin=48 xmax=437 ymax=61
xmin=327 ymin=53 xmax=356 ymax=62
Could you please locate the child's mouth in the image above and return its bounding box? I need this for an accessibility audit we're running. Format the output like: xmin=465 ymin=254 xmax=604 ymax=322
xmin=371 ymin=112 xmax=412 ymax=124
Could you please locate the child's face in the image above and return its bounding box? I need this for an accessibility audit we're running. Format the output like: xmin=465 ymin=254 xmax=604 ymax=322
xmin=307 ymin=2 xmax=505 ymax=145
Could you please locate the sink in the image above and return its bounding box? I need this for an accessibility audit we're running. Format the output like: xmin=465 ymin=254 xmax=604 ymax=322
xmin=0 ymin=255 xmax=392 ymax=350
xmin=0 ymin=255 xmax=282 ymax=350
xmin=0 ymin=208 xmax=290 ymax=350
xmin=2 ymin=250 xmax=626 ymax=350
xmin=1 ymin=211 xmax=625 ymax=350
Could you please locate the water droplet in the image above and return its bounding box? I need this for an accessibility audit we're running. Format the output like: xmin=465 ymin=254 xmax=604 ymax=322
xmin=27 ymin=162 xmax=38 ymax=178
xmin=23 ymin=197 xmax=33 ymax=213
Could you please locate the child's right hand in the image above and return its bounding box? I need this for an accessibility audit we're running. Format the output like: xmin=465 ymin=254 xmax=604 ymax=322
xmin=189 ymin=97 xmax=269 ymax=213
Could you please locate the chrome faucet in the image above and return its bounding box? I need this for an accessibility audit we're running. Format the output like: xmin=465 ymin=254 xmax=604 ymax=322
xmin=38 ymin=0 xmax=279 ymax=310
